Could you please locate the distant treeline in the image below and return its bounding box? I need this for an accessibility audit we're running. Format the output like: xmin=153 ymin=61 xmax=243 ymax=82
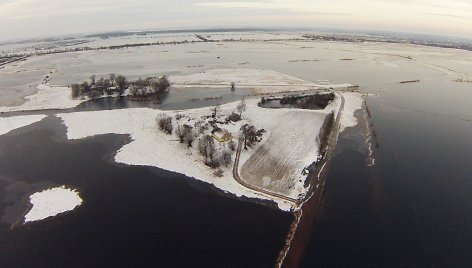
xmin=0 ymin=38 xmax=306 ymax=59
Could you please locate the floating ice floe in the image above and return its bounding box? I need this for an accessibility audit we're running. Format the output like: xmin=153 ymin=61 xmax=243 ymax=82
xmin=24 ymin=186 xmax=83 ymax=223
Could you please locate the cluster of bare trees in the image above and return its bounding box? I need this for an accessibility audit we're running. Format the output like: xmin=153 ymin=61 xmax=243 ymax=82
xmin=176 ymin=124 xmax=195 ymax=147
xmin=157 ymin=115 xmax=173 ymax=134
xmin=70 ymin=73 xmax=126 ymax=99
xmin=198 ymin=135 xmax=216 ymax=164
xmin=279 ymin=93 xmax=335 ymax=110
xmin=194 ymin=120 xmax=210 ymax=134
xmin=71 ymin=74 xmax=170 ymax=101
xmin=236 ymin=98 xmax=246 ymax=116
xmin=129 ymin=76 xmax=170 ymax=101
xmin=197 ymin=134 xmax=232 ymax=169
xmin=228 ymin=140 xmax=237 ymax=151
xmin=241 ymin=124 xmax=264 ymax=150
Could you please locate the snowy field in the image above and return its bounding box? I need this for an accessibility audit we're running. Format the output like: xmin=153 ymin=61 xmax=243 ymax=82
xmin=0 ymin=84 xmax=83 ymax=113
xmin=57 ymin=99 xmax=301 ymax=210
xmin=0 ymin=32 xmax=383 ymax=211
xmin=3 ymin=33 xmax=471 ymax=110
xmin=240 ymin=110 xmax=328 ymax=199
xmin=57 ymin=92 xmax=361 ymax=210
xmin=0 ymin=114 xmax=46 ymax=135
xmin=169 ymin=68 xmax=351 ymax=94
xmin=24 ymin=186 xmax=83 ymax=223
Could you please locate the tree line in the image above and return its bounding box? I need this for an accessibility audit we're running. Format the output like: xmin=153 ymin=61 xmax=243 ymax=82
xmin=70 ymin=74 xmax=170 ymax=100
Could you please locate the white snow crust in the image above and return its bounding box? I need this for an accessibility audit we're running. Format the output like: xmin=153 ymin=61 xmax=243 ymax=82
xmin=24 ymin=186 xmax=83 ymax=223
xmin=0 ymin=114 xmax=46 ymax=135
xmin=0 ymin=84 xmax=84 ymax=113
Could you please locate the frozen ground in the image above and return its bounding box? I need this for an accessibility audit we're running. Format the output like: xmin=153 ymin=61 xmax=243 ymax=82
xmin=0 ymin=84 xmax=84 ymax=113
xmin=240 ymin=110 xmax=327 ymax=199
xmin=0 ymin=114 xmax=46 ymax=135
xmin=24 ymin=186 xmax=83 ymax=223
xmin=170 ymin=68 xmax=350 ymax=94
xmin=340 ymin=91 xmax=364 ymax=131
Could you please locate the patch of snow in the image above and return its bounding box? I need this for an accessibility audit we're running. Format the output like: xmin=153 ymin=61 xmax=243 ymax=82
xmin=340 ymin=92 xmax=364 ymax=131
xmin=24 ymin=186 xmax=83 ymax=223
xmin=0 ymin=84 xmax=85 ymax=113
xmin=0 ymin=114 xmax=46 ymax=135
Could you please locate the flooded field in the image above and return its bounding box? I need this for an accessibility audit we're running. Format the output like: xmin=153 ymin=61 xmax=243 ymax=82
xmin=1 ymin=32 xmax=472 ymax=266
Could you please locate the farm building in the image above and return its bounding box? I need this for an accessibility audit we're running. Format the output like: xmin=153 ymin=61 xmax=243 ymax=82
xmin=211 ymin=128 xmax=233 ymax=142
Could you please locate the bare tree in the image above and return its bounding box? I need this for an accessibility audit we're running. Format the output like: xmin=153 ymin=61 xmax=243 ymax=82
xmin=222 ymin=150 xmax=232 ymax=167
xmin=115 ymin=75 xmax=127 ymax=95
xmin=71 ymin=84 xmax=80 ymax=99
xmin=236 ymin=98 xmax=246 ymax=116
xmin=198 ymin=135 xmax=216 ymax=161
xmin=109 ymin=73 xmax=116 ymax=86
xmin=212 ymin=104 xmax=221 ymax=118
xmin=130 ymin=86 xmax=139 ymax=97
xmin=176 ymin=125 xmax=185 ymax=143
xmin=230 ymin=82 xmax=235 ymax=92
xmin=157 ymin=115 xmax=173 ymax=134
xmin=228 ymin=140 xmax=237 ymax=151
xmin=184 ymin=129 xmax=195 ymax=147
xmin=208 ymin=151 xmax=222 ymax=168
xmin=214 ymin=168 xmax=224 ymax=177
xmin=90 ymin=75 xmax=96 ymax=85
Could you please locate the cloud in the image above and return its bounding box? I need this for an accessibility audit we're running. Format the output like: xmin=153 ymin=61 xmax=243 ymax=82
xmin=423 ymin=12 xmax=470 ymax=19
xmin=0 ymin=0 xmax=471 ymax=40
xmin=196 ymin=1 xmax=350 ymax=15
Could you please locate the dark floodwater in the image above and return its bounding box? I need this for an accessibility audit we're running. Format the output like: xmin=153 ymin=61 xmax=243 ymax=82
xmin=0 ymin=116 xmax=293 ymax=267
xmin=301 ymin=82 xmax=472 ymax=266
xmin=73 ymin=86 xmax=250 ymax=112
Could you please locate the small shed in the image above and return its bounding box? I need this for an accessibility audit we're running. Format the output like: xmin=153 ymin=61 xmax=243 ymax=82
xmin=211 ymin=128 xmax=233 ymax=142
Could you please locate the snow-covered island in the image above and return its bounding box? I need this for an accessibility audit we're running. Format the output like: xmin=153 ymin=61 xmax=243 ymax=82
xmin=24 ymin=186 xmax=83 ymax=223
xmin=58 ymin=90 xmax=362 ymax=211
xmin=0 ymin=68 xmax=363 ymax=212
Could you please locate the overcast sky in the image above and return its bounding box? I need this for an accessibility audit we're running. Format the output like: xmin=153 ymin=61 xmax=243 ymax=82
xmin=1 ymin=0 xmax=471 ymax=41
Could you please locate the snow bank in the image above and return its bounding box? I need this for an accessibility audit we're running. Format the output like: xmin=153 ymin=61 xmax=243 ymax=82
xmin=0 ymin=84 xmax=84 ymax=113
xmin=0 ymin=114 xmax=46 ymax=135
xmin=169 ymin=68 xmax=349 ymax=94
xmin=24 ymin=186 xmax=83 ymax=223
xmin=340 ymin=92 xmax=364 ymax=131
